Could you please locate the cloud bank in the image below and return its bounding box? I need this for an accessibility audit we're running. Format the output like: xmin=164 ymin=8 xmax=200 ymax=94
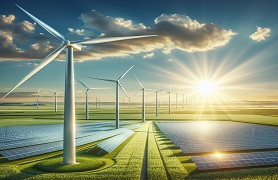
xmin=0 ymin=11 xmax=236 ymax=61
xmin=249 ymin=27 xmax=271 ymax=42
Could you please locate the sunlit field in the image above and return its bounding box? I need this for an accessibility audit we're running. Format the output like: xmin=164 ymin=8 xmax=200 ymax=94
xmin=1 ymin=103 xmax=278 ymax=179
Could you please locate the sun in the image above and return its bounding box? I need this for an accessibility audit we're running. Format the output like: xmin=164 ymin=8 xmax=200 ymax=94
xmin=197 ymin=80 xmax=218 ymax=95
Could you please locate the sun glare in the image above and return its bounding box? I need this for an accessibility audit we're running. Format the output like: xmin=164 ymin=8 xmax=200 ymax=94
xmin=197 ymin=81 xmax=218 ymax=95
xmin=214 ymin=152 xmax=223 ymax=158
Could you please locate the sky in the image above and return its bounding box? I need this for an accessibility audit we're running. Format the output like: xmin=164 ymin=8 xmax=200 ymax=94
xmin=0 ymin=0 xmax=278 ymax=103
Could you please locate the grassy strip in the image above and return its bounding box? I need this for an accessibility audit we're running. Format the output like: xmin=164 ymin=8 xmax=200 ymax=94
xmin=153 ymin=122 xmax=188 ymax=179
xmin=228 ymin=114 xmax=278 ymax=126
xmin=147 ymin=122 xmax=168 ymax=180
xmin=36 ymin=157 xmax=104 ymax=173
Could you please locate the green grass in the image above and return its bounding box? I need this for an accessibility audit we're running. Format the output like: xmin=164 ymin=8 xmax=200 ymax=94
xmin=1 ymin=105 xmax=278 ymax=179
xmin=36 ymin=157 xmax=104 ymax=172
xmin=147 ymin=123 xmax=168 ymax=180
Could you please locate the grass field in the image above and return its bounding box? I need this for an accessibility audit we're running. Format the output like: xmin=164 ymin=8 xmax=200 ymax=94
xmin=0 ymin=104 xmax=278 ymax=179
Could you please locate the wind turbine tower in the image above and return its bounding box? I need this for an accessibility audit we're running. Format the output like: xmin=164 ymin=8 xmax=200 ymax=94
xmin=86 ymin=66 xmax=133 ymax=128
xmin=76 ymin=78 xmax=105 ymax=119
xmin=2 ymin=5 xmax=157 ymax=164
xmin=49 ymin=89 xmax=62 ymax=112
xmin=134 ymin=74 xmax=155 ymax=122
xmin=31 ymin=89 xmax=42 ymax=109
xmin=167 ymin=86 xmax=172 ymax=114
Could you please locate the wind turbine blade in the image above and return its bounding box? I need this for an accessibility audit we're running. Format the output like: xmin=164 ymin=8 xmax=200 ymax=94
xmin=2 ymin=45 xmax=66 ymax=99
xmin=132 ymin=90 xmax=142 ymax=98
xmin=75 ymin=78 xmax=88 ymax=88
xmin=71 ymin=44 xmax=81 ymax=51
xmin=159 ymin=90 xmax=164 ymax=96
xmin=49 ymin=89 xmax=55 ymax=93
xmin=145 ymin=88 xmax=156 ymax=91
xmin=118 ymin=65 xmax=134 ymax=81
xmin=16 ymin=4 xmax=65 ymax=42
xmin=134 ymin=74 xmax=143 ymax=88
xmin=89 ymin=88 xmax=109 ymax=90
xmin=155 ymin=83 xmax=161 ymax=90
xmin=74 ymin=35 xmax=157 ymax=45
xmin=119 ymin=83 xmax=130 ymax=99
xmin=85 ymin=76 xmax=116 ymax=82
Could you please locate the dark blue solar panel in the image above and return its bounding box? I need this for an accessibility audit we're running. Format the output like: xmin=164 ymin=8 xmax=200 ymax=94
xmin=155 ymin=121 xmax=278 ymax=154
xmin=0 ymin=121 xmax=138 ymax=160
xmin=191 ymin=151 xmax=278 ymax=170
xmin=97 ymin=130 xmax=134 ymax=153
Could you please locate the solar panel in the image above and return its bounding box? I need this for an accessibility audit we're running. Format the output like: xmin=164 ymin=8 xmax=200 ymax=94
xmin=155 ymin=121 xmax=278 ymax=154
xmin=0 ymin=121 xmax=137 ymax=150
xmin=97 ymin=130 xmax=134 ymax=153
xmin=191 ymin=151 xmax=278 ymax=170
xmin=0 ymin=121 xmax=139 ymax=160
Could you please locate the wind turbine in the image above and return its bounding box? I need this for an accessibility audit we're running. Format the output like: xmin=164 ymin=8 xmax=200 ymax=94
xmin=175 ymin=89 xmax=182 ymax=109
xmin=166 ymin=86 xmax=172 ymax=114
xmin=86 ymin=66 xmax=133 ymax=129
xmin=2 ymin=5 xmax=157 ymax=164
xmin=49 ymin=89 xmax=62 ymax=112
xmin=76 ymin=78 xmax=104 ymax=119
xmin=31 ymin=89 xmax=42 ymax=109
xmin=154 ymin=84 xmax=163 ymax=117
xmin=96 ymin=95 xmax=103 ymax=109
xmin=133 ymin=74 xmax=155 ymax=122
xmin=183 ymin=93 xmax=185 ymax=109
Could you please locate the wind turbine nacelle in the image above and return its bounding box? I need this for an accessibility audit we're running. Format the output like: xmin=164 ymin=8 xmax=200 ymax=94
xmin=64 ymin=40 xmax=81 ymax=51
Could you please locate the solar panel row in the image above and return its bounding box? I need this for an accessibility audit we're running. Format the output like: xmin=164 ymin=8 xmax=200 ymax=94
xmin=155 ymin=121 xmax=278 ymax=154
xmin=191 ymin=151 xmax=278 ymax=170
xmin=0 ymin=128 xmax=133 ymax=160
xmin=0 ymin=121 xmax=136 ymax=151
xmin=0 ymin=121 xmax=140 ymax=160
xmin=97 ymin=130 xmax=134 ymax=153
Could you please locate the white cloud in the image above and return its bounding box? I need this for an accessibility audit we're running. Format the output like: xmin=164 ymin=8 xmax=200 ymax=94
xmin=21 ymin=21 xmax=35 ymax=32
xmin=75 ymin=12 xmax=236 ymax=61
xmin=1 ymin=14 xmax=15 ymax=24
xmin=155 ymin=14 xmax=202 ymax=29
xmin=249 ymin=27 xmax=271 ymax=42
xmin=0 ymin=12 xmax=237 ymax=61
xmin=143 ymin=52 xmax=154 ymax=59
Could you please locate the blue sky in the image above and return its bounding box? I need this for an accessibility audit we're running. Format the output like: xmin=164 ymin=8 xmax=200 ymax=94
xmin=1 ymin=0 xmax=278 ymax=102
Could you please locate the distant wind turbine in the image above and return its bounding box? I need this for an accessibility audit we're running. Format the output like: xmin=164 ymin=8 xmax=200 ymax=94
xmin=86 ymin=66 xmax=133 ymax=129
xmin=166 ymin=86 xmax=172 ymax=114
xmin=76 ymin=78 xmax=105 ymax=119
xmin=175 ymin=89 xmax=182 ymax=109
xmin=49 ymin=89 xmax=63 ymax=112
xmin=133 ymin=74 xmax=155 ymax=122
xmin=31 ymin=89 xmax=41 ymax=109
xmin=154 ymin=84 xmax=163 ymax=117
xmin=2 ymin=5 xmax=157 ymax=164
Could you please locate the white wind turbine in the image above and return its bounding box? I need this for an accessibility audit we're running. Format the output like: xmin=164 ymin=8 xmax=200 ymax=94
xmin=154 ymin=84 xmax=163 ymax=117
xmin=76 ymin=78 xmax=105 ymax=119
xmin=2 ymin=5 xmax=157 ymax=164
xmin=49 ymin=89 xmax=63 ymax=112
xmin=133 ymin=74 xmax=155 ymax=122
xmin=31 ymin=89 xmax=42 ymax=109
xmin=175 ymin=89 xmax=182 ymax=109
xmin=86 ymin=66 xmax=133 ymax=129
xmin=166 ymin=86 xmax=172 ymax=114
